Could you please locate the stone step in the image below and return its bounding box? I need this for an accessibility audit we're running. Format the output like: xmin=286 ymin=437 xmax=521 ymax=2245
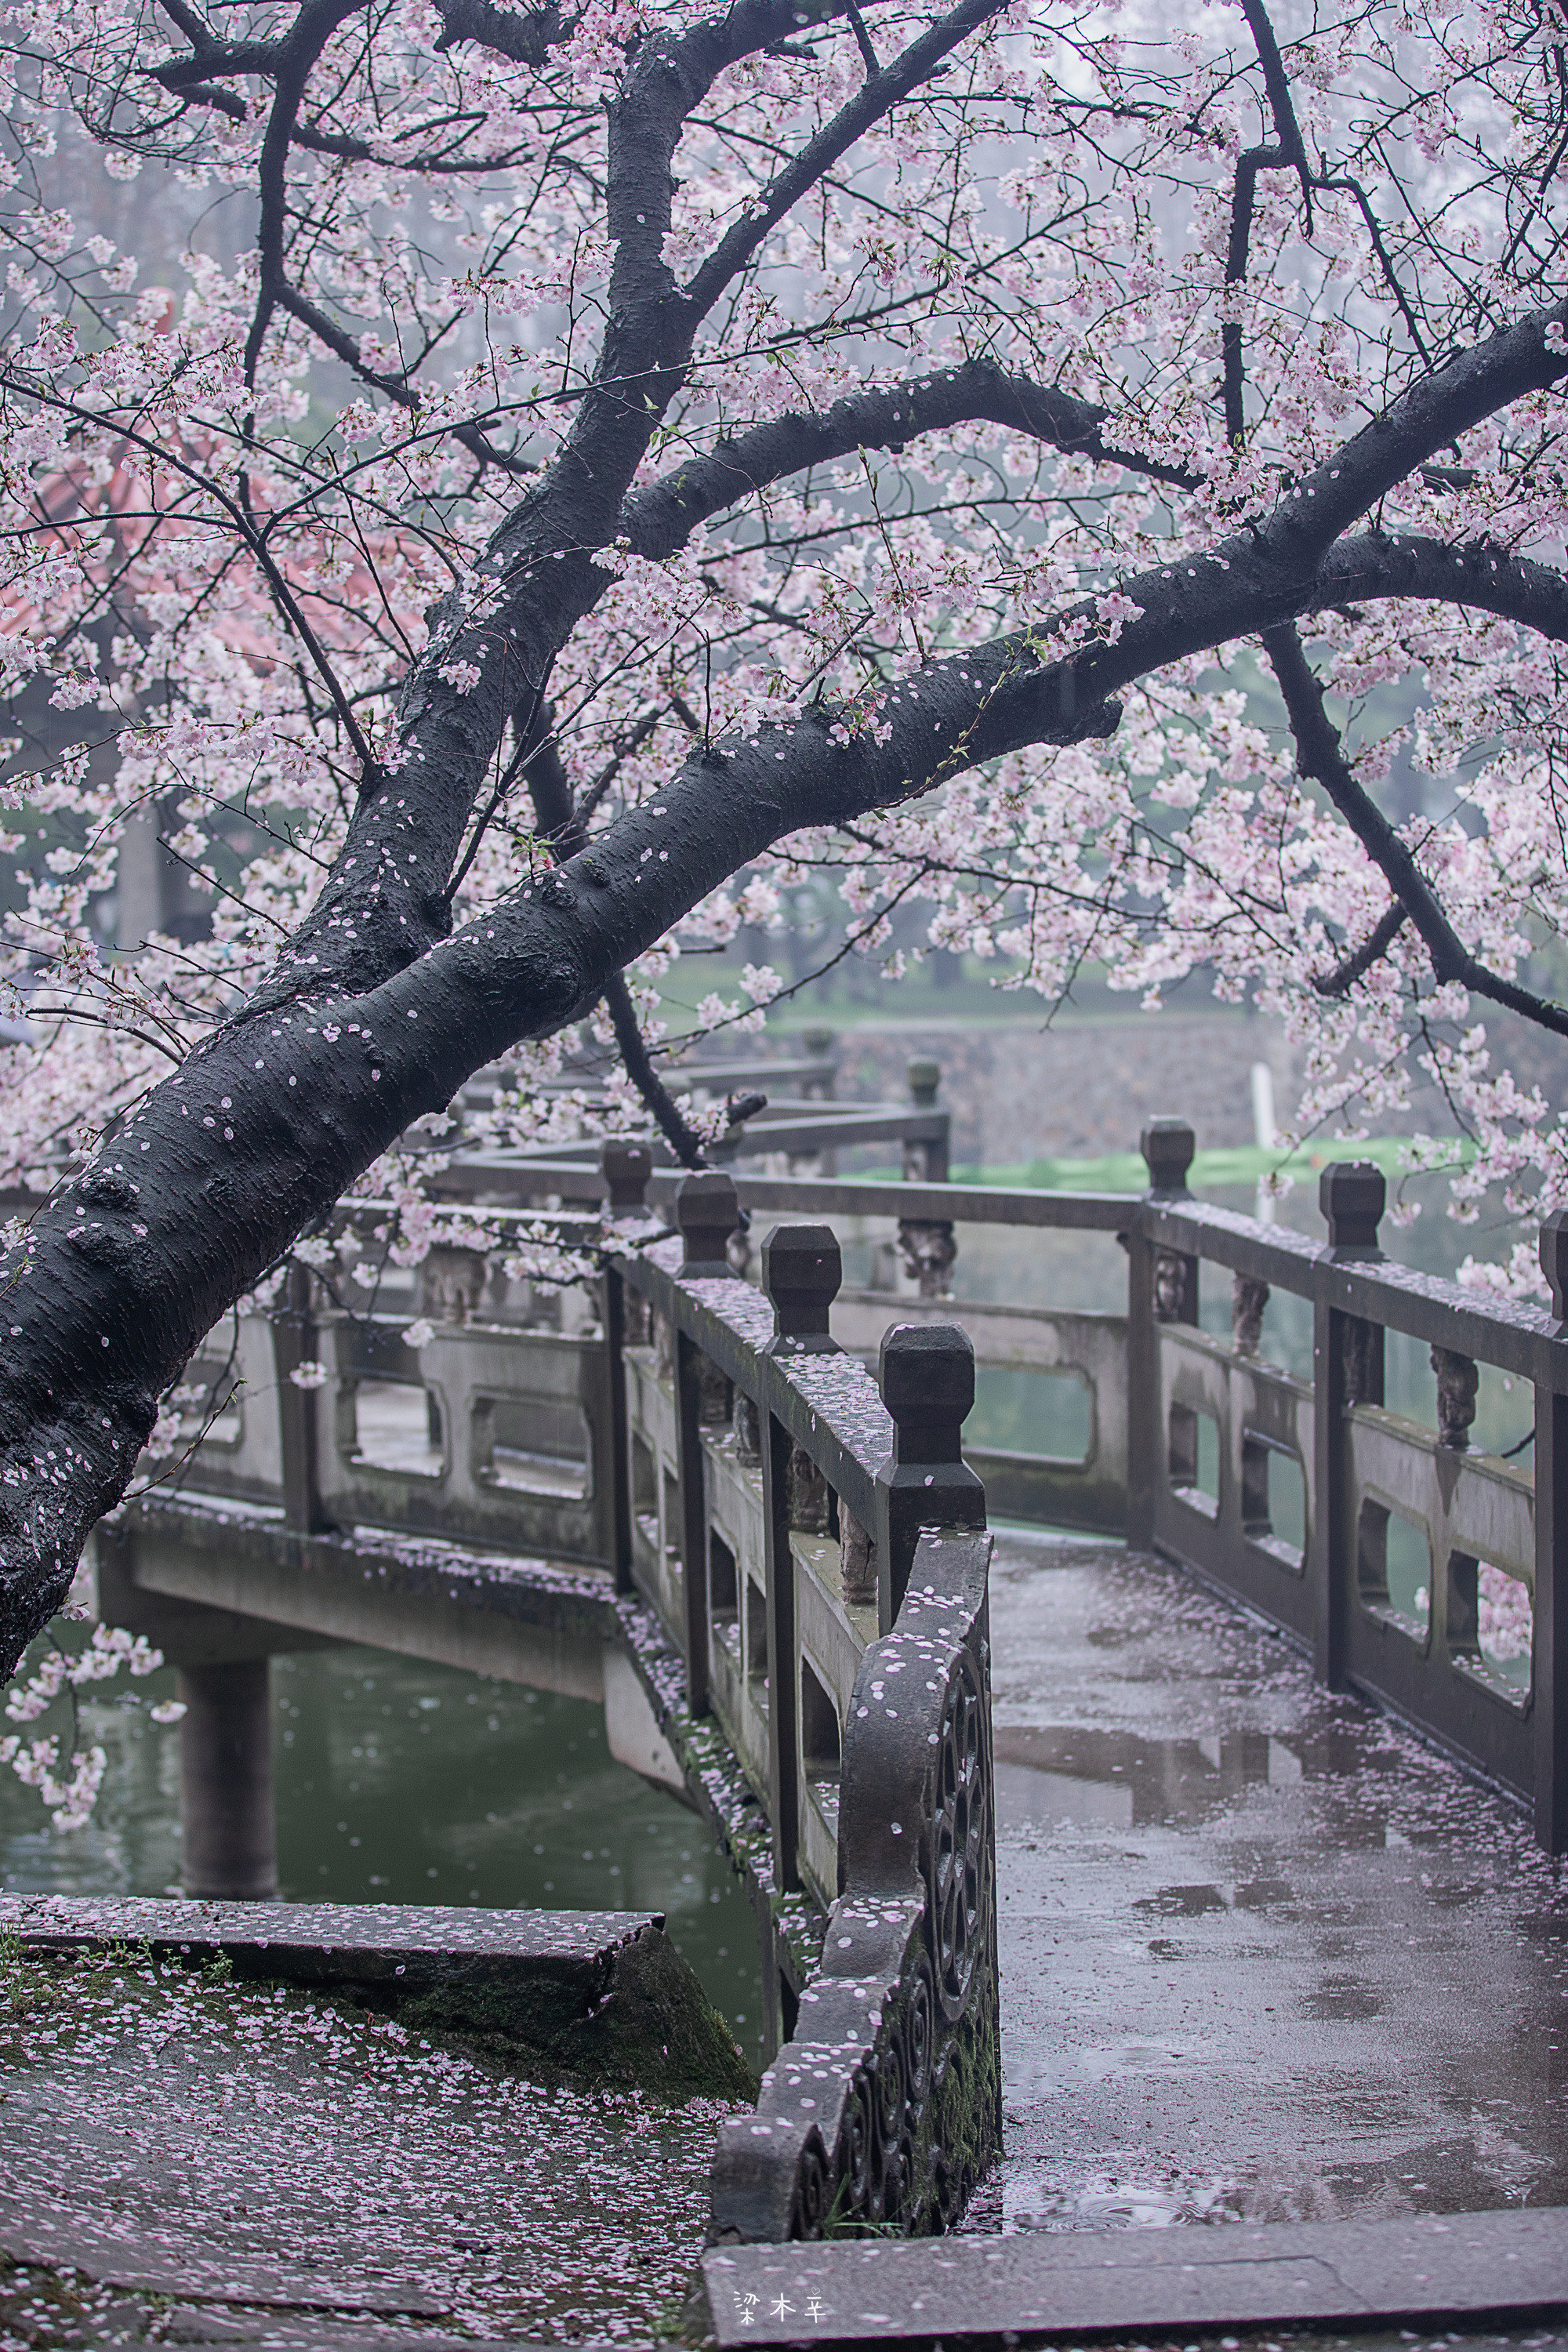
xmin=702 ymin=2205 xmax=1568 ymax=2343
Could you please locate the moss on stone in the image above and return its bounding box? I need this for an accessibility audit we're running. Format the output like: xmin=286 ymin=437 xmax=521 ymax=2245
xmin=397 ymin=1925 xmax=759 ymax=2103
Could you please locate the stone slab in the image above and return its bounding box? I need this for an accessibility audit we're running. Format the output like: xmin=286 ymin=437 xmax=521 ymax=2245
xmin=0 ymin=1893 xmax=655 ymax=1990
xmin=0 ymin=1938 xmax=735 ymax=2337
xmin=702 ymin=2205 xmax=1568 ymax=2344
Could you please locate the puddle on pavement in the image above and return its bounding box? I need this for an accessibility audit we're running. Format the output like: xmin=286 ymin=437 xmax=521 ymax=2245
xmin=987 ymin=1529 xmax=1568 ymax=2236
xmin=993 ymin=1722 xmax=1405 ymax=1836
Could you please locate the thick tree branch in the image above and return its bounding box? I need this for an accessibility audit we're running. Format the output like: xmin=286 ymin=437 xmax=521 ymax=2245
xmin=681 ymin=0 xmax=1001 ymax=319
xmin=1314 ymin=532 xmax=1568 ymax=640
xmin=619 ymin=356 xmax=1198 ymax=558
xmin=9 ymin=294 xmax=1568 ymax=1668
xmin=601 ymin=976 xmax=707 ymax=1170
xmin=1222 ymin=0 xmax=1312 ymax=446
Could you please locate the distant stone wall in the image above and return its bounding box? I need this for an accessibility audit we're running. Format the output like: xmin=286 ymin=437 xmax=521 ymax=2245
xmin=753 ymin=1014 xmax=1297 ymax=1167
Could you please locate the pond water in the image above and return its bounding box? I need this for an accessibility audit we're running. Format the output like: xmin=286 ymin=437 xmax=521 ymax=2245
xmin=0 ymin=1643 xmax=769 ymax=2074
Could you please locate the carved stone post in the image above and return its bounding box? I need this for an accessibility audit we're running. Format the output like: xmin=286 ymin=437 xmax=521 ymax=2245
xmin=761 ymin=1222 xmax=841 ymax=1356
xmin=757 ymin=1225 xmax=844 ymax=1877
xmin=1127 ymin=1118 xmax=1194 ymax=1548
xmin=1142 ymin=1117 xmax=1198 ymax=1323
xmin=1313 ymin=1160 xmax=1385 ymax=1691
xmin=602 ymin=1136 xmax=653 ymax=1218
xmin=1433 ymin=1342 xmax=1480 ymax=1660
xmin=1535 ymin=1212 xmax=1568 ymax=1852
xmin=677 ymin=1168 xmax=739 ymax=1273
xmin=600 ymin=1140 xmax=652 ymax=1596
xmin=902 ymin=1057 xmax=950 ymax=1185
xmin=873 ymin=1324 xmax=986 ymax=1622
xmin=801 ymin=1029 xmax=838 ymax=1100
xmin=672 ymin=1171 xmax=741 ymax=1716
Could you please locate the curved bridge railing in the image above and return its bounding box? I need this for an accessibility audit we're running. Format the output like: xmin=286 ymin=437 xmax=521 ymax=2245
xmin=610 ymin=1169 xmax=999 ymax=2238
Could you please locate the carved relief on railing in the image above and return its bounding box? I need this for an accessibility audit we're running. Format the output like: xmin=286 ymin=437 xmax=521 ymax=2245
xmin=839 ymin=1505 xmax=877 ymax=1610
xmin=1231 ymin=1272 xmax=1269 ymax=1358
xmin=709 ymin=1529 xmax=997 ymax=2243
xmin=1152 ymin=1249 xmax=1189 ymax=1323
xmin=1432 ymin=1345 xmax=1479 ymax=1452
xmin=898 ymin=1218 xmax=957 ymax=1299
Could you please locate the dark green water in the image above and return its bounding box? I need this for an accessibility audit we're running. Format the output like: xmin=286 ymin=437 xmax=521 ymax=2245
xmin=0 ymin=1642 xmax=769 ymax=2072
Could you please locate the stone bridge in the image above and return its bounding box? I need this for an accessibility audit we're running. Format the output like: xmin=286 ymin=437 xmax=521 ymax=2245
xmin=16 ymin=1092 xmax=1568 ymax=2339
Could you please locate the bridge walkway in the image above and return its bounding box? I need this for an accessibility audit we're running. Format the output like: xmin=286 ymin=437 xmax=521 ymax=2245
xmin=978 ymin=1526 xmax=1568 ymax=2235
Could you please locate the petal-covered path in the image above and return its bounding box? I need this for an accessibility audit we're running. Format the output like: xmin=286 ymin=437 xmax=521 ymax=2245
xmin=5 ymin=1531 xmax=1568 ymax=2349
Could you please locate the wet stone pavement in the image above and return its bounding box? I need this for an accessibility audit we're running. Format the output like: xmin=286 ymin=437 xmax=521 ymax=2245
xmin=0 ymin=1948 xmax=740 ymax=2347
xmin=5 ymin=1532 xmax=1568 ymax=2350
xmin=975 ymin=1530 xmax=1568 ymax=2235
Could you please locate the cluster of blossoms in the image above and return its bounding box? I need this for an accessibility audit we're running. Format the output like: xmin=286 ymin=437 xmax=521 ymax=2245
xmin=2 ymin=1620 xmax=184 ymax=1828
xmin=0 ymin=0 xmax=1555 ymax=1315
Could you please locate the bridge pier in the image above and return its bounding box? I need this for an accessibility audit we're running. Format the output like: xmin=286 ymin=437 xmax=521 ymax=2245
xmin=176 ymin=1658 xmax=278 ymax=1900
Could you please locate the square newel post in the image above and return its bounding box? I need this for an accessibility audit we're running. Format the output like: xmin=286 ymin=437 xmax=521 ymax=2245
xmin=899 ymin=1057 xmax=956 ymax=1294
xmin=903 ymin=1057 xmax=950 ymax=1184
xmin=759 ymin=1222 xmax=843 ymax=1896
xmin=873 ymin=1323 xmax=986 ymax=1624
xmin=1312 ymin=1161 xmax=1385 ymax=1691
xmin=272 ymin=1261 xmax=329 ymax=1535
xmin=1127 ymin=1117 xmax=1195 ymax=1550
xmin=672 ymin=1170 xmax=739 ymax=1718
xmin=601 ymin=1138 xmax=652 ymax=1595
xmin=1534 ymin=1215 xmax=1568 ymax=1852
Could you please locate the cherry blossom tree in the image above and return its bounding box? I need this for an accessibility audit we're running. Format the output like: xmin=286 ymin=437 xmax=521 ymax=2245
xmin=0 ymin=0 xmax=1563 ymax=1675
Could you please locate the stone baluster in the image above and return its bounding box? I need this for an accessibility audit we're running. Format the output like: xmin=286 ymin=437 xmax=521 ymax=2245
xmin=1432 ymin=1345 xmax=1479 ymax=1451
xmin=839 ymin=1505 xmax=877 ymax=1610
xmin=875 ymin=1322 xmax=986 ymax=1620
xmin=676 ymin=1168 xmax=741 ymax=1275
xmin=734 ymin=1393 xmax=761 ymax=1464
xmin=1141 ymin=1117 xmax=1198 ymax=1325
xmin=1313 ymin=1160 xmax=1386 ymax=1691
xmin=1536 ymin=1214 xmax=1568 ymax=1851
xmin=898 ymin=1220 xmax=957 ymax=1299
xmin=1232 ymin=1272 xmax=1270 ymax=1357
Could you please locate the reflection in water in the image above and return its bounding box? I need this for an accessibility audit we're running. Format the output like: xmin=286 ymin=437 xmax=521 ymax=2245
xmin=993 ymin=1721 xmax=1393 ymax=1835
